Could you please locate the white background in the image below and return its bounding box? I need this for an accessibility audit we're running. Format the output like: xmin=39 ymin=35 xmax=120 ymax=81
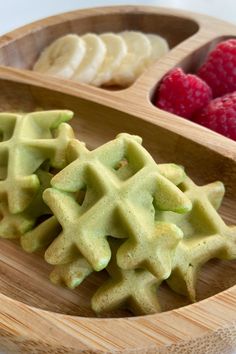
xmin=0 ymin=1 xmax=236 ymax=354
xmin=0 ymin=0 xmax=236 ymax=35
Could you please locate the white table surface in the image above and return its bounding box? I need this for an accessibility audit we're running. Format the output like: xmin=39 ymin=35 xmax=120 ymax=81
xmin=0 ymin=1 xmax=236 ymax=354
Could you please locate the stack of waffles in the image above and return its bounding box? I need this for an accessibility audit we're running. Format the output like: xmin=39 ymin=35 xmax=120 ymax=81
xmin=1 ymin=110 xmax=236 ymax=315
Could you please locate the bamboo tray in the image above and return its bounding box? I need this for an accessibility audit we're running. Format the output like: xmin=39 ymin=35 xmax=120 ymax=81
xmin=0 ymin=6 xmax=236 ymax=354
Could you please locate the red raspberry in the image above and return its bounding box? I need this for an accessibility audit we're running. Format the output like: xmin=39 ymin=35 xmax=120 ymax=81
xmin=194 ymin=92 xmax=236 ymax=141
xmin=155 ymin=68 xmax=212 ymax=119
xmin=198 ymin=39 xmax=236 ymax=98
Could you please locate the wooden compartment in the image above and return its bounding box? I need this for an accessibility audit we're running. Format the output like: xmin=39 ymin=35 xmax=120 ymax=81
xmin=0 ymin=7 xmax=199 ymax=70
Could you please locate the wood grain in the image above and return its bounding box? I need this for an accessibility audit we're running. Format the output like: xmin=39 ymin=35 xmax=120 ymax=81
xmin=0 ymin=6 xmax=236 ymax=354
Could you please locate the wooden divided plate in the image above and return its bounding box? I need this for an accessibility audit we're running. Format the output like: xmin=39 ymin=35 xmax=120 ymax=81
xmin=0 ymin=6 xmax=236 ymax=354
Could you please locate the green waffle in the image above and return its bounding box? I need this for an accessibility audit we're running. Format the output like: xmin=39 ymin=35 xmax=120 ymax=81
xmin=24 ymin=159 xmax=186 ymax=289
xmin=42 ymin=133 xmax=191 ymax=288
xmin=49 ymin=255 xmax=93 ymax=289
xmin=21 ymin=215 xmax=61 ymax=252
xmin=92 ymin=239 xmax=161 ymax=315
xmin=0 ymin=169 xmax=52 ymax=239
xmin=0 ymin=110 xmax=74 ymax=214
xmin=158 ymin=177 xmax=236 ymax=301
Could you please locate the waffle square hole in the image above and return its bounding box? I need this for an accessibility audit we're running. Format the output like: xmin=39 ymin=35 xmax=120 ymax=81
xmin=0 ymin=114 xmax=17 ymax=141
xmin=0 ymin=149 xmax=8 ymax=180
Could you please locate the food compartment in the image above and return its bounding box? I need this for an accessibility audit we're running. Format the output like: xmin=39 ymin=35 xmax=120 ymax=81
xmin=0 ymin=9 xmax=199 ymax=90
xmin=150 ymin=35 xmax=236 ymax=143
xmin=0 ymin=11 xmax=199 ymax=69
xmin=0 ymin=78 xmax=236 ymax=318
xmin=177 ymin=36 xmax=235 ymax=73
xmin=151 ymin=36 xmax=234 ymax=101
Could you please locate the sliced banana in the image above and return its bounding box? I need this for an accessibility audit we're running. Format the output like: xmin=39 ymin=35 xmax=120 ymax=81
xmin=33 ymin=34 xmax=86 ymax=79
xmin=92 ymin=33 xmax=127 ymax=87
xmin=111 ymin=31 xmax=152 ymax=86
xmin=73 ymin=33 xmax=106 ymax=84
xmin=33 ymin=31 xmax=169 ymax=87
xmin=146 ymin=34 xmax=169 ymax=64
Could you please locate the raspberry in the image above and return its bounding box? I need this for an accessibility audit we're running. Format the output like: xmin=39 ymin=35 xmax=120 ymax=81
xmin=194 ymin=92 xmax=236 ymax=141
xmin=155 ymin=68 xmax=212 ymax=119
xmin=198 ymin=39 xmax=236 ymax=98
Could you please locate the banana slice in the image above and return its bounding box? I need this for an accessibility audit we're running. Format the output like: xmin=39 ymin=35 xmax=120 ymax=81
xmin=73 ymin=33 xmax=106 ymax=84
xmin=92 ymin=33 xmax=127 ymax=87
xmin=146 ymin=34 xmax=169 ymax=64
xmin=111 ymin=31 xmax=152 ymax=87
xmin=33 ymin=34 xmax=86 ymax=79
